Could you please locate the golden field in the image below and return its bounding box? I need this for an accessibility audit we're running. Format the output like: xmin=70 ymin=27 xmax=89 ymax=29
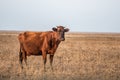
xmin=0 ymin=31 xmax=120 ymax=80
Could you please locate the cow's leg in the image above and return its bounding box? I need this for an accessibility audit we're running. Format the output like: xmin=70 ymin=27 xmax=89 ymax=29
xmin=19 ymin=50 xmax=23 ymax=69
xmin=49 ymin=54 xmax=54 ymax=71
xmin=23 ymin=52 xmax=27 ymax=66
xmin=42 ymin=52 xmax=47 ymax=72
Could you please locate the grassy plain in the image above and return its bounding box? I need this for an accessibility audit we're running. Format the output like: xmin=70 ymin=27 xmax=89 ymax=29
xmin=0 ymin=31 xmax=120 ymax=80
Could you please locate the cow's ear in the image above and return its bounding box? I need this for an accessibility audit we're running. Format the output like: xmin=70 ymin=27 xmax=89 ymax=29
xmin=64 ymin=28 xmax=69 ymax=32
xmin=52 ymin=27 xmax=57 ymax=31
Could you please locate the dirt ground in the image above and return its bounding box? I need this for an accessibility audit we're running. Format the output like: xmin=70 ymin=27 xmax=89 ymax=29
xmin=0 ymin=31 xmax=120 ymax=80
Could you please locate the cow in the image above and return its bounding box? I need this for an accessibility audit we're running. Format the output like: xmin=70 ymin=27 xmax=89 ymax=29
xmin=18 ymin=26 xmax=69 ymax=71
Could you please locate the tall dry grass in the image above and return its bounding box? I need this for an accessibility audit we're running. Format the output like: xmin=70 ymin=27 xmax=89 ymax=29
xmin=0 ymin=32 xmax=120 ymax=80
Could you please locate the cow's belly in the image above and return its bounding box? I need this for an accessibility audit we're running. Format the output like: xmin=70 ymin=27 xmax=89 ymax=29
xmin=31 ymin=50 xmax=42 ymax=56
xmin=23 ymin=44 xmax=42 ymax=56
xmin=26 ymin=50 xmax=42 ymax=56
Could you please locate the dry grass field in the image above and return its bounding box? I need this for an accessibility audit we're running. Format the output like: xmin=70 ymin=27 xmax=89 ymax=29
xmin=0 ymin=31 xmax=120 ymax=80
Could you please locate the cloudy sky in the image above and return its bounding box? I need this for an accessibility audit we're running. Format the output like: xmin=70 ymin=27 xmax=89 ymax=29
xmin=0 ymin=0 xmax=120 ymax=32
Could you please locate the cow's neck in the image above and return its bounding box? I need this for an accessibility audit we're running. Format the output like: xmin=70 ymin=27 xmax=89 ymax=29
xmin=52 ymin=31 xmax=61 ymax=44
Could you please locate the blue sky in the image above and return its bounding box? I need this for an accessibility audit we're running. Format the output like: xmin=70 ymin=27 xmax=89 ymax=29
xmin=0 ymin=0 xmax=120 ymax=32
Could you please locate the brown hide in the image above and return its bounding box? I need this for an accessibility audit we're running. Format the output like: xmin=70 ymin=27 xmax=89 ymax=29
xmin=18 ymin=31 xmax=60 ymax=56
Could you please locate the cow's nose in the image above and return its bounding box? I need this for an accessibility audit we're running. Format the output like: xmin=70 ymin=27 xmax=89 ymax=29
xmin=60 ymin=38 xmax=65 ymax=41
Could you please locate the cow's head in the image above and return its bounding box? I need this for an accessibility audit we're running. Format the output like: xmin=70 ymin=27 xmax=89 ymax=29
xmin=52 ymin=26 xmax=69 ymax=41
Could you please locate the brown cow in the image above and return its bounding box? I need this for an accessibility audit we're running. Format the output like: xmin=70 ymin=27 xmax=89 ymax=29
xmin=18 ymin=26 xmax=69 ymax=71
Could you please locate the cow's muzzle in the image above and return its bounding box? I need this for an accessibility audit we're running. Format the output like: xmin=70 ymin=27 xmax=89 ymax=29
xmin=60 ymin=38 xmax=65 ymax=41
